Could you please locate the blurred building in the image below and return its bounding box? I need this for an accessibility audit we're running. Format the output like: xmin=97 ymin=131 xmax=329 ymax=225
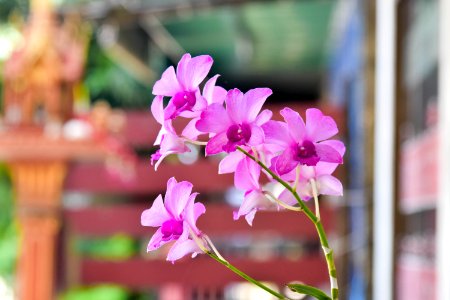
xmin=1 ymin=0 xmax=450 ymax=299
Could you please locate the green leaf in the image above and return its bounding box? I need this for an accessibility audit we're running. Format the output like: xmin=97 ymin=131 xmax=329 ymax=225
xmin=287 ymin=283 xmax=331 ymax=300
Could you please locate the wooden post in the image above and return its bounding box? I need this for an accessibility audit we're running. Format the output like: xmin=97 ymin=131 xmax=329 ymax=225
xmin=11 ymin=162 xmax=66 ymax=300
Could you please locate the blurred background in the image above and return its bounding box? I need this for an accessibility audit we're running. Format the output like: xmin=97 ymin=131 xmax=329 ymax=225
xmin=0 ymin=0 xmax=448 ymax=299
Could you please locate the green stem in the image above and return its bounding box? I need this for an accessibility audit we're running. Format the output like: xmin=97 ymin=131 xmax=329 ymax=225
xmin=205 ymin=251 xmax=288 ymax=299
xmin=237 ymin=147 xmax=339 ymax=300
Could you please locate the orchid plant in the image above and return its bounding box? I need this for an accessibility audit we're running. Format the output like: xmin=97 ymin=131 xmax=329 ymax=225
xmin=142 ymin=54 xmax=345 ymax=300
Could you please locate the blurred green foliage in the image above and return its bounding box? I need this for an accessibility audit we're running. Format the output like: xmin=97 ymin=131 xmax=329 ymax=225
xmin=85 ymin=38 xmax=153 ymax=109
xmin=75 ymin=233 xmax=137 ymax=260
xmin=0 ymin=0 xmax=28 ymax=21
xmin=0 ymin=165 xmax=18 ymax=280
xmin=59 ymin=285 xmax=130 ymax=300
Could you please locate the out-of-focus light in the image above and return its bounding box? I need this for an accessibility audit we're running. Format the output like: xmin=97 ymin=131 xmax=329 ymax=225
xmin=283 ymin=282 xmax=308 ymax=300
xmin=97 ymin=24 xmax=118 ymax=48
xmin=177 ymin=143 xmax=199 ymax=165
xmin=63 ymin=192 xmax=93 ymax=209
xmin=0 ymin=277 xmax=14 ymax=300
xmin=0 ymin=26 xmax=22 ymax=61
xmin=63 ymin=119 xmax=93 ymax=140
xmin=225 ymin=187 xmax=245 ymax=207
xmin=225 ymin=282 xmax=279 ymax=300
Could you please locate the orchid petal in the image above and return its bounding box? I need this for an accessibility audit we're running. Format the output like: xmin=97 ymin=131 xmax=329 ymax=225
xmin=317 ymin=175 xmax=343 ymax=196
xmin=275 ymin=147 xmax=298 ymax=175
xmin=247 ymin=125 xmax=265 ymax=146
xmin=153 ymin=133 xmax=190 ymax=169
xmin=278 ymin=188 xmax=299 ymax=206
xmin=153 ymin=150 xmax=178 ymax=170
xmin=165 ymin=180 xmax=193 ymax=220
xmin=179 ymin=55 xmax=213 ymax=91
xmin=203 ymin=75 xmax=219 ymax=102
xmin=152 ymin=66 xmax=182 ymax=96
xmin=182 ymin=118 xmax=202 ymax=140
xmin=315 ymin=143 xmax=343 ymax=164
xmin=315 ymin=162 xmax=339 ymax=176
xmin=234 ymin=190 xmax=269 ymax=226
xmin=242 ymin=88 xmax=272 ymax=122
xmin=225 ymin=89 xmax=246 ymax=124
xmin=141 ymin=194 xmax=170 ymax=227
xmin=306 ymin=108 xmax=338 ymax=142
xmin=147 ymin=228 xmax=169 ymax=251
xmin=255 ymin=109 xmax=273 ymax=126
xmin=175 ymin=54 xmax=191 ymax=90
xmin=212 ymin=86 xmax=227 ymax=105
xmin=185 ymin=196 xmax=205 ymax=235
xmin=160 ymin=132 xmax=188 ymax=153
xmin=320 ymin=139 xmax=346 ymax=157
xmin=296 ymin=180 xmax=313 ymax=200
xmin=244 ymin=210 xmax=257 ymax=226
xmin=262 ymin=121 xmax=291 ymax=147
xmin=234 ymin=159 xmax=260 ymax=191
xmin=191 ymin=91 xmax=208 ymax=112
xmin=154 ymin=127 xmax=166 ymax=146
xmin=196 ymin=103 xmax=231 ymax=134
xmin=163 ymin=101 xmax=177 ymax=120
xmin=205 ymin=132 xmax=228 ymax=155
xmin=203 ymin=75 xmax=226 ymax=105
xmin=218 ymin=150 xmax=245 ymax=174
xmin=167 ymin=238 xmax=201 ymax=263
xmin=151 ymin=96 xmax=165 ymax=125
xmin=280 ymin=107 xmax=306 ymax=141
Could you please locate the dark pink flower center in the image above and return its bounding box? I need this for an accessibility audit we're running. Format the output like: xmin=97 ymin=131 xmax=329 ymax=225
xmin=294 ymin=140 xmax=320 ymax=166
xmin=150 ymin=150 xmax=161 ymax=165
xmin=161 ymin=219 xmax=184 ymax=241
xmin=173 ymin=91 xmax=196 ymax=109
xmin=226 ymin=124 xmax=251 ymax=143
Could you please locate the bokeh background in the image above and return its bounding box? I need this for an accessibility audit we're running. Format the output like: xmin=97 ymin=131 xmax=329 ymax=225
xmin=0 ymin=0 xmax=448 ymax=299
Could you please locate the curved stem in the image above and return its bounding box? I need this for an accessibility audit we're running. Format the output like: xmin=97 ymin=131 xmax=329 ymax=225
xmin=292 ymin=166 xmax=301 ymax=191
xmin=203 ymin=234 xmax=226 ymax=261
xmin=184 ymin=138 xmax=208 ymax=146
xmin=310 ymin=179 xmax=321 ymax=221
xmin=237 ymin=147 xmax=339 ymax=300
xmin=190 ymin=230 xmax=288 ymax=299
xmin=205 ymin=251 xmax=288 ymax=299
xmin=263 ymin=190 xmax=302 ymax=212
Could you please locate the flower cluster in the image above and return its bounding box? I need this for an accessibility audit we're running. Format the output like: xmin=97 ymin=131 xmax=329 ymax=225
xmin=141 ymin=177 xmax=206 ymax=263
xmin=142 ymin=54 xmax=345 ymax=262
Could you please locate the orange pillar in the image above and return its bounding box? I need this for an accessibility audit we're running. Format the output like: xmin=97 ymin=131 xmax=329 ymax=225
xmin=11 ymin=162 xmax=66 ymax=300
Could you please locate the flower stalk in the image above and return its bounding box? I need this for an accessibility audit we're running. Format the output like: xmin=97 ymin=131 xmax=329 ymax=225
xmin=263 ymin=190 xmax=302 ymax=212
xmin=205 ymin=251 xmax=288 ymax=299
xmin=191 ymin=230 xmax=288 ymax=299
xmin=310 ymin=179 xmax=321 ymax=221
xmin=237 ymin=147 xmax=339 ymax=300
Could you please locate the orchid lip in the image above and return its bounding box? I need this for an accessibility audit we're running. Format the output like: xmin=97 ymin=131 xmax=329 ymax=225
xmin=222 ymin=123 xmax=252 ymax=153
xmin=294 ymin=140 xmax=320 ymax=166
xmin=226 ymin=123 xmax=251 ymax=143
xmin=173 ymin=91 xmax=196 ymax=109
xmin=169 ymin=91 xmax=197 ymax=119
xmin=161 ymin=219 xmax=184 ymax=241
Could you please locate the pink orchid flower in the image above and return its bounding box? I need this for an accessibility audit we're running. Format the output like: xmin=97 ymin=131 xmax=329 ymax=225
xmin=152 ymin=53 xmax=213 ymax=120
xmin=150 ymin=96 xmax=190 ymax=169
xmin=150 ymin=74 xmax=227 ymax=168
xmin=278 ymin=140 xmax=345 ymax=204
xmin=232 ymin=157 xmax=278 ymax=226
xmin=218 ymin=143 xmax=281 ymax=175
xmin=196 ymin=88 xmax=273 ymax=155
xmin=278 ymin=163 xmax=343 ymax=205
xmin=181 ymin=74 xmax=227 ymax=141
xmin=141 ymin=177 xmax=206 ymax=262
xmin=150 ymin=131 xmax=190 ymax=170
xmin=263 ymin=107 xmax=344 ymax=175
